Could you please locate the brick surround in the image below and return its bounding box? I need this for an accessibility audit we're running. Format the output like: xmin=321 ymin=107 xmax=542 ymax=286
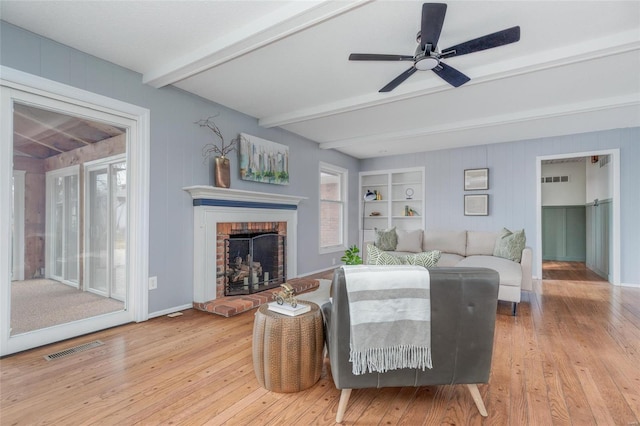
xmin=216 ymin=221 xmax=286 ymax=298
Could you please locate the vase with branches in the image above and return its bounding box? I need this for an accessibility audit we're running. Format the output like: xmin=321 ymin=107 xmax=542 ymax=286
xmin=195 ymin=114 xmax=246 ymax=188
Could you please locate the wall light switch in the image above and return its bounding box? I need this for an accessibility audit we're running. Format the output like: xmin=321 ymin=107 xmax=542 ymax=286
xmin=149 ymin=276 xmax=158 ymax=290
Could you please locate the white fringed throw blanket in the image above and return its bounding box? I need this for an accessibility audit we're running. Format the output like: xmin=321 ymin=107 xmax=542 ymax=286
xmin=343 ymin=265 xmax=432 ymax=375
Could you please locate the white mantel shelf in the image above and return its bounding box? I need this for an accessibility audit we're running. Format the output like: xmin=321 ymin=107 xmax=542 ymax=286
xmin=184 ymin=185 xmax=306 ymax=207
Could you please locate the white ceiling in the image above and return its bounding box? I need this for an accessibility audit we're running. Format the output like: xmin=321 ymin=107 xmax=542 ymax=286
xmin=2 ymin=1 xmax=639 ymax=159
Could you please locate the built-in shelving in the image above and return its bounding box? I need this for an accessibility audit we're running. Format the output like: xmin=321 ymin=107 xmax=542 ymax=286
xmin=359 ymin=167 xmax=425 ymax=245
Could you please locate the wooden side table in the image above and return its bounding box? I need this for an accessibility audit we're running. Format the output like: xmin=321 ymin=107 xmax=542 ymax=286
xmin=252 ymin=301 xmax=324 ymax=393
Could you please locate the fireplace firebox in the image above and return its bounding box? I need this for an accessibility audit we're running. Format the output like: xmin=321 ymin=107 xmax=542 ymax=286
xmin=224 ymin=232 xmax=286 ymax=296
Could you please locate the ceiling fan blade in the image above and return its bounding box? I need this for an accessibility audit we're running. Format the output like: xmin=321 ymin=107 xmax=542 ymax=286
xmin=432 ymin=62 xmax=470 ymax=87
xmin=349 ymin=53 xmax=414 ymax=61
xmin=421 ymin=3 xmax=447 ymax=51
xmin=379 ymin=67 xmax=418 ymax=92
xmin=441 ymin=26 xmax=521 ymax=58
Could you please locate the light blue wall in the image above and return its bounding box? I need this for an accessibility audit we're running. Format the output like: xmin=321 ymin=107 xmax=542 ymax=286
xmin=361 ymin=129 xmax=640 ymax=285
xmin=3 ymin=19 xmax=637 ymax=314
xmin=1 ymin=21 xmax=360 ymax=313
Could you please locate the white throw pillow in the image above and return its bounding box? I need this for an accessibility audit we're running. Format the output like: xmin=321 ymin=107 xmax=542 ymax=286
xmin=396 ymin=229 xmax=423 ymax=253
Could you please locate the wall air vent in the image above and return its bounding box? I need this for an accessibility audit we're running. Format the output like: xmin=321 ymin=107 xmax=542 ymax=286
xmin=541 ymin=175 xmax=570 ymax=183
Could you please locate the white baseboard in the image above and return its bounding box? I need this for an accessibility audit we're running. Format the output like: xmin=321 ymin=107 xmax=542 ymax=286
xmin=618 ymin=282 xmax=640 ymax=288
xmin=297 ymin=265 xmax=336 ymax=278
xmin=148 ymin=303 xmax=193 ymax=319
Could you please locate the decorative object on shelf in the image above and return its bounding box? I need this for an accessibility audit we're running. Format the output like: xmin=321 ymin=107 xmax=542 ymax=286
xmin=370 ymin=211 xmax=381 ymax=216
xmin=341 ymin=245 xmax=363 ymax=265
xmin=405 ymin=187 xmax=414 ymax=199
xmin=196 ymin=114 xmax=246 ymax=188
xmin=239 ymin=133 xmax=289 ymax=185
xmin=213 ymin=157 xmax=231 ymax=188
xmin=362 ymin=190 xmax=378 ymax=248
xmin=404 ymin=205 xmax=418 ymax=216
xmin=464 ymin=194 xmax=489 ymax=216
xmin=464 ymin=168 xmax=489 ymax=191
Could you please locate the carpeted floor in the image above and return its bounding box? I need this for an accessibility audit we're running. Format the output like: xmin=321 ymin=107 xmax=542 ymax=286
xmin=10 ymin=279 xmax=124 ymax=335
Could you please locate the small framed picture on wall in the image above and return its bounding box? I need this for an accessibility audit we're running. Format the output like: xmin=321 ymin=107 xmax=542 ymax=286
xmin=464 ymin=168 xmax=489 ymax=190
xmin=464 ymin=194 xmax=489 ymax=216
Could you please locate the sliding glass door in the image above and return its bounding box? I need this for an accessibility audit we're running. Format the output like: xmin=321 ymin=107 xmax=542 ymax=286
xmin=85 ymin=158 xmax=127 ymax=301
xmin=1 ymin=75 xmax=149 ymax=356
xmin=47 ymin=166 xmax=79 ymax=286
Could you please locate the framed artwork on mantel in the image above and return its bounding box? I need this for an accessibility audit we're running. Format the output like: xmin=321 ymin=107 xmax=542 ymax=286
xmin=464 ymin=168 xmax=489 ymax=191
xmin=464 ymin=194 xmax=489 ymax=216
xmin=239 ymin=133 xmax=289 ymax=185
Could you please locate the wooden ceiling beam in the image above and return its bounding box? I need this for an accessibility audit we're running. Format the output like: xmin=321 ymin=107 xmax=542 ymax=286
xmin=14 ymin=110 xmax=93 ymax=146
xmin=14 ymin=131 xmax=65 ymax=154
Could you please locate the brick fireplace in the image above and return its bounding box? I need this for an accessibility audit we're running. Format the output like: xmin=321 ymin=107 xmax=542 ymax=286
xmin=184 ymin=186 xmax=312 ymax=316
xmin=217 ymin=221 xmax=286 ymax=297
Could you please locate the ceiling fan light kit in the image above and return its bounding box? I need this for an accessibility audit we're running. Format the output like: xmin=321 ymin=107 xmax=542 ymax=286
xmin=349 ymin=2 xmax=521 ymax=92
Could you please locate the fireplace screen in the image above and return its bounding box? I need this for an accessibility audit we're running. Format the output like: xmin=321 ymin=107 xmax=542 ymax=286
xmin=224 ymin=233 xmax=286 ymax=295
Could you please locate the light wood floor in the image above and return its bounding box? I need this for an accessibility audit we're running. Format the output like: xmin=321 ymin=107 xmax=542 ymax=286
xmin=1 ymin=264 xmax=639 ymax=425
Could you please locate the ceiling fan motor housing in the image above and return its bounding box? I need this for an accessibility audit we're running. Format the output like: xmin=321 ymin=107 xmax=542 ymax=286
xmin=415 ymin=55 xmax=439 ymax=70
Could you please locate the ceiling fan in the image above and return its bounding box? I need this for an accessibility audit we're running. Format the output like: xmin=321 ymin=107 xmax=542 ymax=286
xmin=349 ymin=3 xmax=520 ymax=92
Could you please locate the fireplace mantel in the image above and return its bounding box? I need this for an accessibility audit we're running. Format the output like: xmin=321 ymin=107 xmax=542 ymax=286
xmin=184 ymin=186 xmax=306 ymax=208
xmin=184 ymin=186 xmax=306 ymax=304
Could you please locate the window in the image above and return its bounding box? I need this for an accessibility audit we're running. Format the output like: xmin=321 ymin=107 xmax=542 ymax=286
xmin=319 ymin=162 xmax=347 ymax=253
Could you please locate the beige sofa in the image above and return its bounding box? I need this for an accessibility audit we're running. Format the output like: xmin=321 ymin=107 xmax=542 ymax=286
xmin=366 ymin=229 xmax=532 ymax=315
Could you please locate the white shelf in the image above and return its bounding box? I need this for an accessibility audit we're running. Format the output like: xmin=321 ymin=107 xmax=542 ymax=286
xmin=392 ymin=181 xmax=422 ymax=186
xmin=360 ymin=167 xmax=425 ymax=238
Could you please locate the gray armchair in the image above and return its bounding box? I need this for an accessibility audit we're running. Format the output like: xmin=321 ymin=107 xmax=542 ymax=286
xmin=322 ymin=266 xmax=500 ymax=423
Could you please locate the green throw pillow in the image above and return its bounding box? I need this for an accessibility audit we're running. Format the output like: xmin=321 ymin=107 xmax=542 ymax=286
xmin=366 ymin=244 xmax=403 ymax=265
xmin=404 ymin=250 xmax=441 ymax=268
xmin=374 ymin=227 xmax=398 ymax=251
xmin=493 ymin=228 xmax=526 ymax=262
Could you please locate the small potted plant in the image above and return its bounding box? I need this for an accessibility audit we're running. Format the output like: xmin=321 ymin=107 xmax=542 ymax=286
xmin=341 ymin=245 xmax=363 ymax=265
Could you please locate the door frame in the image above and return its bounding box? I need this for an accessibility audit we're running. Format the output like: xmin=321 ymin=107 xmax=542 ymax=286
xmin=1 ymin=66 xmax=150 ymax=356
xmin=535 ymin=149 xmax=620 ymax=284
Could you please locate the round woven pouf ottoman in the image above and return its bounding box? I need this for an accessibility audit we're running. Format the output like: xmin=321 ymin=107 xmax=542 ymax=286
xmin=252 ymin=301 xmax=324 ymax=393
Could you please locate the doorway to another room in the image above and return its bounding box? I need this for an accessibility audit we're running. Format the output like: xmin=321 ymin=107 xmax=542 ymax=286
xmin=1 ymin=69 xmax=150 ymax=356
xmin=537 ymin=150 xmax=620 ymax=286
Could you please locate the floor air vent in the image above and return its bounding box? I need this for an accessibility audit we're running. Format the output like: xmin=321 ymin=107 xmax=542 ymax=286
xmin=44 ymin=340 xmax=104 ymax=361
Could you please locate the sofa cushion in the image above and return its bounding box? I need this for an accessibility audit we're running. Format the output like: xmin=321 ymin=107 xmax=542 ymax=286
xmin=366 ymin=244 xmax=403 ymax=265
xmin=493 ymin=228 xmax=526 ymax=262
xmin=457 ymin=255 xmax=522 ymax=287
xmin=423 ymin=230 xmax=467 ymax=256
xmin=374 ymin=227 xmax=398 ymax=251
xmin=395 ymin=229 xmax=423 ymax=253
xmin=466 ymin=231 xmax=498 ymax=256
xmin=404 ymin=250 xmax=441 ymax=268
xmin=435 ymin=253 xmax=465 ymax=267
